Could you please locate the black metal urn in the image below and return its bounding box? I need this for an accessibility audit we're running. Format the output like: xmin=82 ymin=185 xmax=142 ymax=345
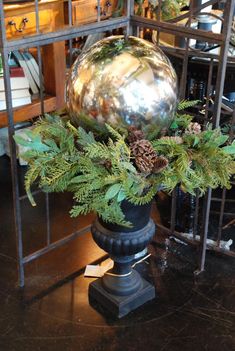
xmin=89 ymin=200 xmax=156 ymax=318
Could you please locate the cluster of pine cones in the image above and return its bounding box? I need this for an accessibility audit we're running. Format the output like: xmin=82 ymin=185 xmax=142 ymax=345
xmin=127 ymin=126 xmax=169 ymax=174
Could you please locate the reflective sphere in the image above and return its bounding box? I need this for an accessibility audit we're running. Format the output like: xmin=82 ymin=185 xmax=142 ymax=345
xmin=67 ymin=36 xmax=178 ymax=130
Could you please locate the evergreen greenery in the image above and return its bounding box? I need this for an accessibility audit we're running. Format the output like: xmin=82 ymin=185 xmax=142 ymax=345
xmin=160 ymin=0 xmax=188 ymax=20
xmin=112 ymin=0 xmax=188 ymax=20
xmin=152 ymin=128 xmax=235 ymax=194
xmin=89 ymin=38 xmax=129 ymax=63
xmin=14 ymin=102 xmax=235 ymax=227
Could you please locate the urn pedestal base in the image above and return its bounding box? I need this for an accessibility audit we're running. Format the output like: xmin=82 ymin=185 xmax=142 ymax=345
xmin=89 ymin=272 xmax=155 ymax=318
xmin=89 ymin=205 xmax=156 ymax=318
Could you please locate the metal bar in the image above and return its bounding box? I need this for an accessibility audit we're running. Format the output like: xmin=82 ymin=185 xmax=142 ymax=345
xmin=131 ymin=16 xmax=223 ymax=44
xmin=217 ymin=188 xmax=227 ymax=245
xmin=4 ymin=17 xmax=129 ymax=50
xmin=188 ymin=194 xmax=196 ymax=235
xmin=2 ymin=48 xmax=25 ymax=287
xmin=126 ymin=0 xmax=135 ymax=36
xmin=35 ymin=0 xmax=40 ymax=35
xmin=37 ymin=45 xmax=44 ymax=115
xmin=201 ymin=246 xmax=235 ymax=258
xmin=128 ymin=0 xmax=138 ymax=37
xmin=68 ymin=0 xmax=73 ymax=66
xmin=156 ymin=0 xmax=162 ymax=45
xmin=198 ymin=188 xmax=212 ymax=273
xmin=45 ymin=193 xmax=51 ymax=246
xmin=179 ymin=0 xmax=192 ymax=99
xmin=204 ymin=58 xmax=214 ymax=126
xmin=129 ymin=0 xmax=135 ymax=18
xmin=210 ymin=211 xmax=235 ymax=217
xmin=19 ymin=189 xmax=41 ymax=201
xmin=193 ymin=190 xmax=200 ymax=239
xmin=68 ymin=0 xmax=73 ymax=26
xmin=97 ymin=0 xmax=101 ymax=22
xmin=230 ymin=108 xmax=235 ymax=140
xmin=0 ymin=0 xmax=6 ymax=49
xmin=170 ymin=188 xmax=177 ymax=234
xmin=213 ymin=0 xmax=235 ymax=128
xmin=68 ymin=39 xmax=73 ymax=68
xmin=23 ymin=225 xmax=91 ymax=264
xmin=179 ymin=42 xmax=189 ymax=99
xmin=211 ymin=198 xmax=235 ymax=203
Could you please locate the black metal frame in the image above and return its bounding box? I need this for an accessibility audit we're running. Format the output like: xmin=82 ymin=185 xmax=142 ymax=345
xmin=132 ymin=0 xmax=235 ymax=270
xmin=0 ymin=0 xmax=131 ymax=287
xmin=0 ymin=0 xmax=234 ymax=287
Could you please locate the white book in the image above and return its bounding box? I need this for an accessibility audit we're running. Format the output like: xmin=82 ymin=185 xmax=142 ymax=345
xmin=0 ymin=88 xmax=30 ymax=101
xmin=0 ymin=96 xmax=31 ymax=110
xmin=12 ymin=51 xmax=39 ymax=95
xmin=22 ymin=51 xmax=43 ymax=90
xmin=0 ymin=77 xmax=30 ymax=91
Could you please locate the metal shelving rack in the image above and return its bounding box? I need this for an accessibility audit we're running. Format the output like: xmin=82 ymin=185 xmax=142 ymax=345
xmin=131 ymin=0 xmax=235 ymax=271
xmin=0 ymin=0 xmax=234 ymax=287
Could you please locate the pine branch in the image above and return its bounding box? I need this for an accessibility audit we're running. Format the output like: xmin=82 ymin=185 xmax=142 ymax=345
xmin=177 ymin=100 xmax=199 ymax=111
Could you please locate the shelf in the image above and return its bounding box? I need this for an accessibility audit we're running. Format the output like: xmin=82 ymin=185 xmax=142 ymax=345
xmin=0 ymin=95 xmax=58 ymax=128
xmin=1 ymin=1 xmax=66 ymax=129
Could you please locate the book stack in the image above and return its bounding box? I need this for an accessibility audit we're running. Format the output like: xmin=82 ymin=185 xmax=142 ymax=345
xmin=0 ymin=64 xmax=31 ymax=111
xmin=12 ymin=50 xmax=42 ymax=97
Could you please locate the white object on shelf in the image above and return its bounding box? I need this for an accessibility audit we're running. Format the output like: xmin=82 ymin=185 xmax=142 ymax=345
xmin=0 ymin=76 xmax=29 ymax=91
xmin=172 ymin=233 xmax=233 ymax=252
xmin=21 ymin=51 xmax=42 ymax=89
xmin=201 ymin=0 xmax=212 ymax=12
xmin=12 ymin=51 xmax=39 ymax=96
xmin=0 ymin=95 xmax=31 ymax=110
xmin=0 ymin=88 xmax=30 ymax=100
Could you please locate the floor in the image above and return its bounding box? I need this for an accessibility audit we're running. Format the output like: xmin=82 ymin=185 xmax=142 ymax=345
xmin=0 ymin=155 xmax=235 ymax=351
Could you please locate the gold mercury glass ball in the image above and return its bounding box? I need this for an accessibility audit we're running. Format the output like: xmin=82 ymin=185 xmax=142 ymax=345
xmin=67 ymin=35 xmax=178 ymax=130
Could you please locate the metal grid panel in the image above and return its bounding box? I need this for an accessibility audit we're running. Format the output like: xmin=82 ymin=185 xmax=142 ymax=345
xmin=131 ymin=0 xmax=235 ymax=271
xmin=0 ymin=0 xmax=130 ymax=287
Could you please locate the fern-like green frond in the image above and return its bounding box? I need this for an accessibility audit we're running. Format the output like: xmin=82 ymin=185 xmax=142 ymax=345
xmin=177 ymin=100 xmax=200 ymax=111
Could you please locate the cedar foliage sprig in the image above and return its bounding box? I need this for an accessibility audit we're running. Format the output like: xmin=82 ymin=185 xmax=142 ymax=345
xmin=14 ymin=107 xmax=235 ymax=226
xmin=15 ymin=116 xmax=162 ymax=226
xmin=152 ymin=130 xmax=235 ymax=195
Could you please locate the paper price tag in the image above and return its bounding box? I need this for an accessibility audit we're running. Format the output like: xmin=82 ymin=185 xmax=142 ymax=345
xmin=84 ymin=259 xmax=114 ymax=278
xmin=84 ymin=265 xmax=103 ymax=278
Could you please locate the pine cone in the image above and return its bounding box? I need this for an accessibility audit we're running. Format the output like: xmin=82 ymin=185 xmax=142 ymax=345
xmin=186 ymin=122 xmax=201 ymax=135
xmin=104 ymin=160 xmax=112 ymax=170
xmin=152 ymin=156 xmax=169 ymax=173
xmin=130 ymin=139 xmax=158 ymax=173
xmin=127 ymin=126 xmax=145 ymax=144
xmin=100 ymin=160 xmax=112 ymax=170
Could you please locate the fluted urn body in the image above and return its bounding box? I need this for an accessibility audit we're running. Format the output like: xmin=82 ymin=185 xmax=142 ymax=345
xmin=89 ymin=201 xmax=156 ymax=317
